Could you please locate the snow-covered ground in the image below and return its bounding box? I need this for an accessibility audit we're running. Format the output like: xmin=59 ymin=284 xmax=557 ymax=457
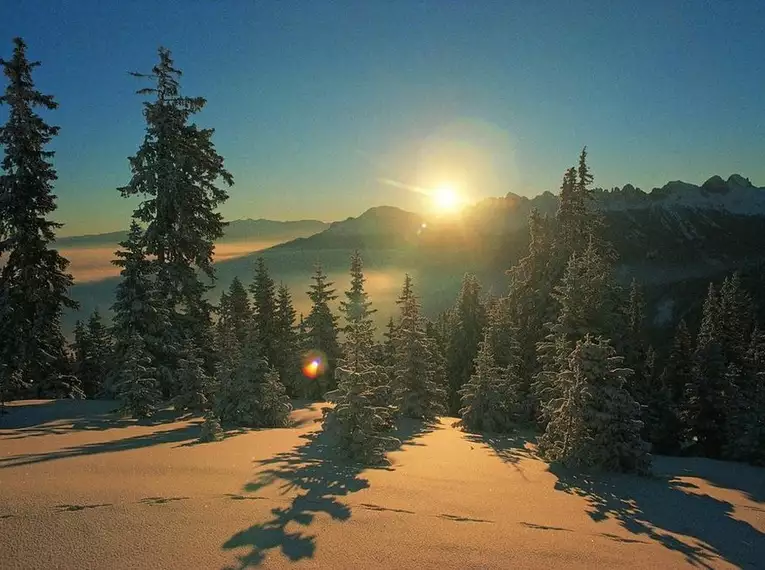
xmin=1 ymin=400 xmax=762 ymax=569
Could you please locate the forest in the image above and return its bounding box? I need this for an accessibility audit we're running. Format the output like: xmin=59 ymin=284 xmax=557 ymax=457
xmin=1 ymin=37 xmax=764 ymax=475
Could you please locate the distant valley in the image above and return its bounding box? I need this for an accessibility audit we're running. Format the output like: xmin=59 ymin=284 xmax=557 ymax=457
xmin=64 ymin=174 xmax=765 ymax=338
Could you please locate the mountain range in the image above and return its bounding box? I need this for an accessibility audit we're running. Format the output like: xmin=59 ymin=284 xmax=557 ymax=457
xmin=64 ymin=174 xmax=765 ymax=339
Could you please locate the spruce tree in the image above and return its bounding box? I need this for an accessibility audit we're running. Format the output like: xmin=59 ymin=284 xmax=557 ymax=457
xmin=250 ymin=258 xmax=278 ymax=367
xmin=0 ymin=38 xmax=77 ymax=399
xmin=273 ymin=283 xmax=301 ymax=397
xmin=80 ymin=309 xmax=113 ymax=398
xmin=445 ymin=273 xmax=486 ymax=415
xmin=199 ymin=410 xmax=224 ymax=442
xmin=684 ymin=284 xmax=728 ymax=458
xmin=172 ymin=336 xmax=215 ymax=413
xmin=459 ymin=333 xmax=520 ymax=433
xmin=113 ymin=332 xmax=161 ymax=419
xmin=118 ymin=47 xmax=232 ymax=382
xmin=323 ymin=366 xmax=399 ymax=465
xmin=539 ymin=335 xmax=650 ymax=473
xmin=226 ymin=277 xmax=253 ymax=347
xmin=303 ymin=263 xmax=341 ymax=398
xmin=392 ymin=274 xmax=446 ymax=419
xmin=534 ymin=242 xmax=624 ymax=425
xmin=718 ymin=273 xmax=752 ymax=367
xmin=339 ymin=251 xmax=377 ymax=371
xmin=110 ymin=221 xmax=174 ymax=398
xmin=215 ymin=324 xmax=291 ymax=427
xmin=655 ymin=319 xmax=695 ymax=453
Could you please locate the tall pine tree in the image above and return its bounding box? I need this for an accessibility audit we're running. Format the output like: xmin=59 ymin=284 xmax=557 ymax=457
xmin=118 ymin=47 xmax=232 ymax=386
xmin=339 ymin=251 xmax=377 ymax=371
xmin=392 ymin=274 xmax=446 ymax=419
xmin=303 ymin=263 xmax=341 ymax=398
xmin=0 ymin=38 xmax=78 ymax=399
xmin=250 ymin=258 xmax=278 ymax=367
xmin=445 ymin=273 xmax=486 ymax=415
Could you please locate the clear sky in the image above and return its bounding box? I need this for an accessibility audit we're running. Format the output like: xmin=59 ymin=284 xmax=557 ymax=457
xmin=2 ymin=0 xmax=764 ymax=235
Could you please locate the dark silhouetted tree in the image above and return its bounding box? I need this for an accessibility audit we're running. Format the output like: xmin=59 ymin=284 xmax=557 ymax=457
xmin=118 ymin=46 xmax=232 ymax=381
xmin=0 ymin=38 xmax=77 ymax=400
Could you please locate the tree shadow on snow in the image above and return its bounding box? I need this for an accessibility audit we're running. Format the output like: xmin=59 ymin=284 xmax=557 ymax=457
xmin=0 ymin=422 xmax=200 ymax=469
xmin=654 ymin=455 xmax=765 ymax=506
xmin=463 ymin=427 xmax=537 ymax=473
xmin=549 ymin=460 xmax=765 ymax=569
xmin=221 ymin=415 xmax=436 ymax=568
xmin=0 ymin=399 xmax=183 ymax=440
xmin=221 ymin=429 xmax=382 ymax=568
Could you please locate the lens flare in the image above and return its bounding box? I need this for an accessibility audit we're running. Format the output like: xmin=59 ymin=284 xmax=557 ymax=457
xmin=302 ymin=350 xmax=327 ymax=379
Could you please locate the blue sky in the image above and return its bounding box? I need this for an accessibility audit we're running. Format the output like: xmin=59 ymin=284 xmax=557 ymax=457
xmin=2 ymin=0 xmax=764 ymax=235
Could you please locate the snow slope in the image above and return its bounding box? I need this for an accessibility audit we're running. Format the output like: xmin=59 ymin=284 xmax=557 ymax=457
xmin=1 ymin=400 xmax=762 ymax=569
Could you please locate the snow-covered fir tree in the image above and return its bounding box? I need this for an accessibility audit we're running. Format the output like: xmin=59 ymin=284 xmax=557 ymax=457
xmin=198 ymin=409 xmax=224 ymax=443
xmin=215 ymin=324 xmax=291 ymax=427
xmin=534 ymin=241 xmax=624 ymax=426
xmin=272 ymin=284 xmax=301 ymax=397
xmin=172 ymin=336 xmax=215 ymax=413
xmin=75 ymin=309 xmax=113 ymax=398
xmin=302 ymin=263 xmax=341 ymax=398
xmin=654 ymin=319 xmax=694 ymax=453
xmin=250 ymin=258 xmax=279 ymax=368
xmin=339 ymin=251 xmax=377 ymax=371
xmin=222 ymin=276 xmax=253 ymax=347
xmin=459 ymin=333 xmax=520 ymax=433
xmin=118 ymin=47 xmax=232 ymax=383
xmin=539 ymin=335 xmax=650 ymax=474
xmin=446 ymin=273 xmax=486 ymax=415
xmin=113 ymin=332 xmax=161 ymax=419
xmin=109 ymin=221 xmax=174 ymax=397
xmin=392 ymin=274 xmax=446 ymax=420
xmin=717 ymin=273 xmax=753 ymax=367
xmin=684 ymin=284 xmax=728 ymax=458
xmin=0 ymin=38 xmax=78 ymax=400
xmin=323 ymin=366 xmax=399 ymax=465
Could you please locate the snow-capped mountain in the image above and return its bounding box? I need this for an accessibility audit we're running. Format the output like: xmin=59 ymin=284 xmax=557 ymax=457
xmin=595 ymin=174 xmax=765 ymax=215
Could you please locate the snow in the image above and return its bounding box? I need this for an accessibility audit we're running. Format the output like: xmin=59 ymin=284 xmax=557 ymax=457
xmin=1 ymin=399 xmax=763 ymax=569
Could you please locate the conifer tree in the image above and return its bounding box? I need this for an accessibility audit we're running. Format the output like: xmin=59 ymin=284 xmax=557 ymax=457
xmin=339 ymin=251 xmax=377 ymax=371
xmin=113 ymin=332 xmax=161 ymax=419
xmin=534 ymin=242 xmax=624 ymax=425
xmin=459 ymin=333 xmax=520 ymax=433
xmin=392 ymin=275 xmax=446 ymax=419
xmin=684 ymin=284 xmax=728 ymax=458
xmin=323 ymin=366 xmax=399 ymax=465
xmin=382 ymin=316 xmax=397 ymax=363
xmin=446 ymin=273 xmax=486 ymax=415
xmin=172 ymin=336 xmax=215 ymax=413
xmin=250 ymin=258 xmax=278 ymax=366
xmin=0 ymin=38 xmax=77 ymax=399
xmin=273 ymin=283 xmax=301 ymax=396
xmin=225 ymin=277 xmax=253 ymax=347
xmin=539 ymin=335 xmax=650 ymax=473
xmin=199 ymin=410 xmax=224 ymax=442
xmin=118 ymin=47 xmax=232 ymax=381
xmin=215 ymin=324 xmax=291 ymax=427
xmin=80 ymin=309 xmax=113 ymax=398
xmin=303 ymin=263 xmax=341 ymax=397
xmin=109 ymin=221 xmax=174 ymax=397
xmin=718 ymin=273 xmax=753 ymax=367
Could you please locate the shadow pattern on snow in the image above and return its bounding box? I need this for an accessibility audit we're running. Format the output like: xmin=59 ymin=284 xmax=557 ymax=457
xmin=0 ymin=423 xmax=200 ymax=469
xmin=222 ymin=417 xmax=435 ymax=568
xmin=549 ymin=460 xmax=765 ymax=569
xmin=463 ymin=429 xmax=537 ymax=477
xmin=0 ymin=399 xmax=186 ymax=440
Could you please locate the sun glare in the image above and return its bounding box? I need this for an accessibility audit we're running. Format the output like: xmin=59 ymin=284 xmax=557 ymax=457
xmin=432 ymin=185 xmax=462 ymax=213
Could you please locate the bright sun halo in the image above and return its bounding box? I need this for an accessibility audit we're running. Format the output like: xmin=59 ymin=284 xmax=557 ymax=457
xmin=432 ymin=185 xmax=461 ymax=213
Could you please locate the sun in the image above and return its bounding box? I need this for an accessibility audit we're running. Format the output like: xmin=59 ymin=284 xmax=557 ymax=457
xmin=432 ymin=184 xmax=462 ymax=213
